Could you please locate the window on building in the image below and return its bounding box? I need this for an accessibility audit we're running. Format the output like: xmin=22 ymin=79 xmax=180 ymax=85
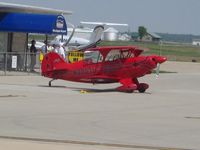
xmin=0 ymin=32 xmax=8 ymax=52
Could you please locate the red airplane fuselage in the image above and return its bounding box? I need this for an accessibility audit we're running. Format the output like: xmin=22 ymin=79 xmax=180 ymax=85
xmin=42 ymin=46 xmax=166 ymax=92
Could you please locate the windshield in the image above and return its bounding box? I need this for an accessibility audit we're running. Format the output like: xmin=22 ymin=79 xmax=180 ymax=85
xmin=105 ymin=49 xmax=134 ymax=61
xmin=84 ymin=51 xmax=103 ymax=63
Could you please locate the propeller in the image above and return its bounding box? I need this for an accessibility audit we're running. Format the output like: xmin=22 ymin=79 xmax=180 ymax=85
xmin=151 ymin=56 xmax=167 ymax=79
xmin=156 ymin=63 xmax=160 ymax=79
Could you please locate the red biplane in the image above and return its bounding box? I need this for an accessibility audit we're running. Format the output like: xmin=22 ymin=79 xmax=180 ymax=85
xmin=41 ymin=46 xmax=166 ymax=93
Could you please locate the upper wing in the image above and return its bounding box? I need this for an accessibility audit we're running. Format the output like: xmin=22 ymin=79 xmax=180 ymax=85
xmin=86 ymin=46 xmax=148 ymax=59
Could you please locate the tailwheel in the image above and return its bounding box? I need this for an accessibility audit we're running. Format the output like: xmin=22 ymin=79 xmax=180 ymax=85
xmin=138 ymin=83 xmax=149 ymax=93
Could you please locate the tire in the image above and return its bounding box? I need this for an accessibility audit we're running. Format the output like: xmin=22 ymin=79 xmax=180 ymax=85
xmin=138 ymin=88 xmax=145 ymax=93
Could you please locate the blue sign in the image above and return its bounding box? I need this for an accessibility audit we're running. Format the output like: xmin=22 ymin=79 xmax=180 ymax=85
xmin=0 ymin=13 xmax=67 ymax=35
xmin=52 ymin=15 xmax=67 ymax=34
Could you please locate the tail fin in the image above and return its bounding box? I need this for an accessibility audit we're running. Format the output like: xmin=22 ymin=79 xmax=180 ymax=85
xmin=78 ymin=25 xmax=104 ymax=50
xmin=89 ymin=25 xmax=104 ymax=43
xmin=41 ymin=52 xmax=66 ymax=77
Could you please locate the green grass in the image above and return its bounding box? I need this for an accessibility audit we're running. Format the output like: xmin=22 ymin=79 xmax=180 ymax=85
xmin=99 ymin=41 xmax=200 ymax=62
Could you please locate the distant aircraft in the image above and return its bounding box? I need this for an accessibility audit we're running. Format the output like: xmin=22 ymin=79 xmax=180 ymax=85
xmin=80 ymin=21 xmax=128 ymax=27
xmin=51 ymin=25 xmax=104 ymax=49
xmin=41 ymin=46 xmax=167 ymax=93
xmin=29 ymin=21 xmax=127 ymax=51
xmin=51 ymin=21 xmax=129 ymax=48
xmin=50 ymin=26 xmax=91 ymax=47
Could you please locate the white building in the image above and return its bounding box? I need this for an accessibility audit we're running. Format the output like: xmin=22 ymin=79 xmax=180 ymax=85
xmin=103 ymin=27 xmax=119 ymax=41
xmin=118 ymin=33 xmax=131 ymax=41
xmin=192 ymin=39 xmax=200 ymax=46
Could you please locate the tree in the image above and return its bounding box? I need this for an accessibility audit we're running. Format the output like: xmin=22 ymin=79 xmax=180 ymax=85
xmin=138 ymin=26 xmax=147 ymax=40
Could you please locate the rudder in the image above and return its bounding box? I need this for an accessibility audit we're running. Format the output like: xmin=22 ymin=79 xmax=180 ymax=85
xmin=41 ymin=52 xmax=66 ymax=77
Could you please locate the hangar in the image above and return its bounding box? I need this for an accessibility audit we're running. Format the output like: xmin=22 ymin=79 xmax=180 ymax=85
xmin=0 ymin=2 xmax=71 ymax=74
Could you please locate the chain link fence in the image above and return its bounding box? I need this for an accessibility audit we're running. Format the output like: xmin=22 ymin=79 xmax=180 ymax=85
xmin=0 ymin=52 xmax=41 ymax=76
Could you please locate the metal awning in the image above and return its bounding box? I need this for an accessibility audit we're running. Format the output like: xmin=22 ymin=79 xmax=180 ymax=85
xmin=0 ymin=2 xmax=72 ymax=15
xmin=0 ymin=12 xmax=67 ymax=34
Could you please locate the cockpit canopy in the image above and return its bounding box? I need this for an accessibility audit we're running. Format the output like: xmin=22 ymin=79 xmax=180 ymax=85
xmin=67 ymin=46 xmax=144 ymax=64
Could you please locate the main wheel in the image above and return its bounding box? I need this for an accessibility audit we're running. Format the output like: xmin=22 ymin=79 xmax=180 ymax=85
xmin=138 ymin=88 xmax=146 ymax=93
xmin=138 ymin=83 xmax=149 ymax=93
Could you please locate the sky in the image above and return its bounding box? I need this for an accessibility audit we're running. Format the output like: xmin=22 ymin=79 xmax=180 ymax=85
xmin=1 ymin=0 xmax=200 ymax=34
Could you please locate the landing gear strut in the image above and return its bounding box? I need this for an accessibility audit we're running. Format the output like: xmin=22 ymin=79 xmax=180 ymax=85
xmin=133 ymin=79 xmax=149 ymax=93
xmin=49 ymin=79 xmax=56 ymax=87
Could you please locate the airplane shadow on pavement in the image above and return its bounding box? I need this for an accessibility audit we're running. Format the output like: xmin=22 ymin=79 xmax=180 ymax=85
xmin=38 ymin=85 xmax=151 ymax=94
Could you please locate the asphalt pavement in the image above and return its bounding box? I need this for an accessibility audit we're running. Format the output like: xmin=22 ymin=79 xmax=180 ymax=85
xmin=0 ymin=61 xmax=200 ymax=150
